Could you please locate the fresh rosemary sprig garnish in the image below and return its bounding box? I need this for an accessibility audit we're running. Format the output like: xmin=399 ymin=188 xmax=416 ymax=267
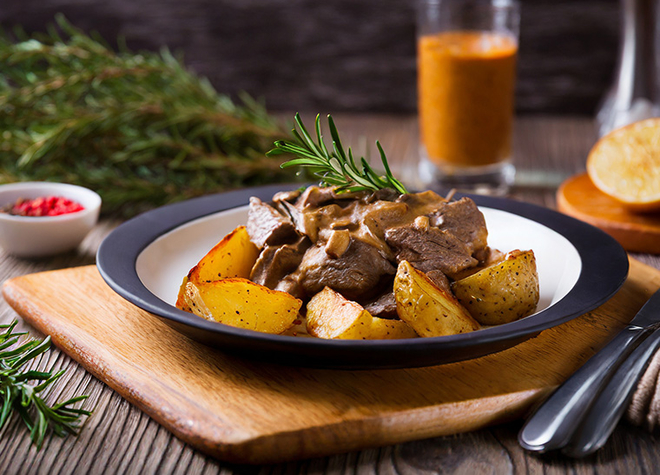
xmin=0 ymin=320 xmax=90 ymax=449
xmin=0 ymin=15 xmax=293 ymax=217
xmin=267 ymin=113 xmax=408 ymax=194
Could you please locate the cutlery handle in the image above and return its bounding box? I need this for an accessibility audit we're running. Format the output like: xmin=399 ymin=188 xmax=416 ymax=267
xmin=518 ymin=325 xmax=646 ymax=452
xmin=562 ymin=326 xmax=660 ymax=457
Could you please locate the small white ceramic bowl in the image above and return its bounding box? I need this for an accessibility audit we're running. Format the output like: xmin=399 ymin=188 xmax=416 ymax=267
xmin=0 ymin=182 xmax=101 ymax=258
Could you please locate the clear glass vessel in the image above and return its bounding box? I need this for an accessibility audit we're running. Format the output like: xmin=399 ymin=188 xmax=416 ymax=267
xmin=596 ymin=0 xmax=660 ymax=137
xmin=417 ymin=0 xmax=520 ymax=194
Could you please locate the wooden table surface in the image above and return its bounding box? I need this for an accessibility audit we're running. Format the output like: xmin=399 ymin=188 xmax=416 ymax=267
xmin=1 ymin=115 xmax=659 ymax=475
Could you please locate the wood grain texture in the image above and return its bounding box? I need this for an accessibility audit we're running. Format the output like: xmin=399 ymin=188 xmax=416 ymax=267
xmin=0 ymin=116 xmax=659 ymax=474
xmin=2 ymin=258 xmax=657 ymax=464
xmin=558 ymin=173 xmax=660 ymax=254
xmin=0 ymin=0 xmax=619 ymax=115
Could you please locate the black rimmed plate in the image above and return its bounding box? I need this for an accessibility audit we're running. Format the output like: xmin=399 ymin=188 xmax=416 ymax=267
xmin=96 ymin=184 xmax=629 ymax=370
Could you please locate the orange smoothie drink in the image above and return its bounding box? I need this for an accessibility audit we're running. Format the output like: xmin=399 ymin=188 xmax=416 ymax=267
xmin=418 ymin=31 xmax=517 ymax=168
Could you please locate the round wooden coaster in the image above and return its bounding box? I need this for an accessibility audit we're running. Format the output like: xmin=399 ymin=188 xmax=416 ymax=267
xmin=557 ymin=173 xmax=660 ymax=254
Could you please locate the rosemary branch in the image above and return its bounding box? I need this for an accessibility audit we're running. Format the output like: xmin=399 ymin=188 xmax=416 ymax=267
xmin=0 ymin=15 xmax=294 ymax=217
xmin=267 ymin=113 xmax=408 ymax=194
xmin=0 ymin=320 xmax=90 ymax=449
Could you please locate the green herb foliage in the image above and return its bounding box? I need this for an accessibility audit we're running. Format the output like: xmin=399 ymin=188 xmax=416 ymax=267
xmin=268 ymin=113 xmax=408 ymax=194
xmin=0 ymin=15 xmax=292 ymax=216
xmin=0 ymin=320 xmax=90 ymax=449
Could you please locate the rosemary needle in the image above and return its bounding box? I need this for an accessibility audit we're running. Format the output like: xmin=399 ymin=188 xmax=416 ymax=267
xmin=0 ymin=320 xmax=91 ymax=449
xmin=267 ymin=113 xmax=408 ymax=194
xmin=0 ymin=15 xmax=293 ymax=217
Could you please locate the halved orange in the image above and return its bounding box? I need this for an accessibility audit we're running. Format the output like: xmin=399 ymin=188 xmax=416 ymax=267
xmin=587 ymin=118 xmax=660 ymax=212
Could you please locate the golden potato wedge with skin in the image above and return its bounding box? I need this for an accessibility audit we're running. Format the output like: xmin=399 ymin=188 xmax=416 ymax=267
xmin=307 ymin=287 xmax=418 ymax=340
xmin=184 ymin=278 xmax=301 ymax=334
xmin=175 ymin=276 xmax=192 ymax=312
xmin=451 ymin=250 xmax=539 ymax=325
xmin=369 ymin=317 xmax=418 ymax=340
xmin=394 ymin=261 xmax=479 ymax=337
xmin=188 ymin=226 xmax=259 ymax=284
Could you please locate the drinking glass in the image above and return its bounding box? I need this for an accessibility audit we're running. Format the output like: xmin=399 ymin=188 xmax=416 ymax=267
xmin=417 ymin=0 xmax=520 ymax=194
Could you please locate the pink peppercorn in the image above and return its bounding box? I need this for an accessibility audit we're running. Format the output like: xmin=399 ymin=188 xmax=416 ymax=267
xmin=7 ymin=196 xmax=85 ymax=217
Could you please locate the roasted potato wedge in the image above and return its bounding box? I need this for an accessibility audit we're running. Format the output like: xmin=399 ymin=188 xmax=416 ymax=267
xmin=452 ymin=249 xmax=539 ymax=325
xmin=177 ymin=226 xmax=259 ymax=313
xmin=175 ymin=276 xmax=192 ymax=312
xmin=307 ymin=287 xmax=417 ymax=340
xmin=394 ymin=260 xmax=479 ymax=337
xmin=188 ymin=226 xmax=260 ymax=284
xmin=184 ymin=278 xmax=301 ymax=334
xmin=369 ymin=317 xmax=418 ymax=340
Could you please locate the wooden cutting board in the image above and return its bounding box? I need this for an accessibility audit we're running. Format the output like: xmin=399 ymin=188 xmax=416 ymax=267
xmin=2 ymin=259 xmax=660 ymax=464
xmin=557 ymin=173 xmax=660 ymax=253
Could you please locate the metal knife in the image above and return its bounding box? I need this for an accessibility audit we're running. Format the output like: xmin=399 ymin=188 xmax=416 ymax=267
xmin=563 ymin=322 xmax=660 ymax=457
xmin=519 ymin=287 xmax=660 ymax=454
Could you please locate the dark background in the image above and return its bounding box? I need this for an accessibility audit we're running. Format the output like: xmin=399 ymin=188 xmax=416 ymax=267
xmin=0 ymin=0 xmax=621 ymax=115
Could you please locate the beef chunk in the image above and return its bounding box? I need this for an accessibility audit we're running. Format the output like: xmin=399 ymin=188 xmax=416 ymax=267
xmin=397 ymin=190 xmax=447 ymax=210
xmin=295 ymin=187 xmax=342 ymax=209
xmin=298 ymin=239 xmax=395 ymax=300
xmin=247 ymin=197 xmax=298 ymax=248
xmin=429 ymin=197 xmax=487 ymax=254
xmin=272 ymin=189 xmax=301 ymax=203
xmin=295 ymin=186 xmax=366 ymax=209
xmin=475 ymin=246 xmax=505 ymax=266
xmin=385 ymin=224 xmax=477 ymax=278
xmin=250 ymin=237 xmax=310 ymax=289
xmin=275 ymin=272 xmax=306 ymax=300
xmin=425 ymin=270 xmax=451 ymax=293
xmin=366 ymin=188 xmax=401 ymax=203
xmin=363 ymin=292 xmax=398 ymax=319
xmin=275 ymin=199 xmax=320 ymax=241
